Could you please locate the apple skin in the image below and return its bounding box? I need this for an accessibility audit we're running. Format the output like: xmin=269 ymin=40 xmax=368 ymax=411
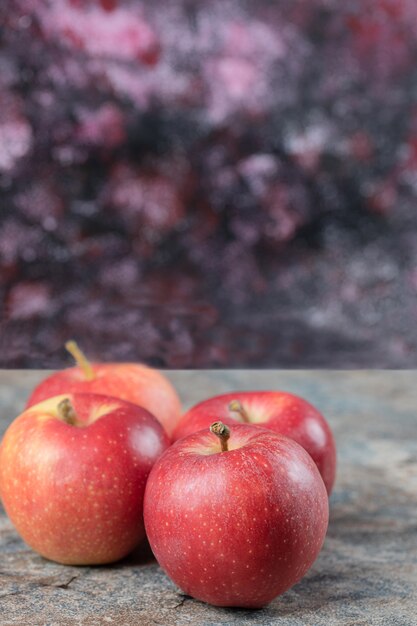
xmin=144 ymin=423 xmax=329 ymax=609
xmin=26 ymin=363 xmax=182 ymax=437
xmin=0 ymin=393 xmax=169 ymax=565
xmin=172 ymin=391 xmax=336 ymax=494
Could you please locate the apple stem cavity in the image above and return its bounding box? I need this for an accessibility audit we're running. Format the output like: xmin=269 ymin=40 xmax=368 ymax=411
xmin=210 ymin=421 xmax=231 ymax=452
xmin=228 ymin=400 xmax=250 ymax=423
xmin=65 ymin=340 xmax=95 ymax=381
xmin=57 ymin=398 xmax=78 ymax=426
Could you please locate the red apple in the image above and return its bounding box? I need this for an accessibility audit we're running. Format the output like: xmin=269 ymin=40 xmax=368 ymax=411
xmin=144 ymin=421 xmax=329 ymax=609
xmin=172 ymin=391 xmax=336 ymax=494
xmin=0 ymin=392 xmax=169 ymax=565
xmin=26 ymin=341 xmax=182 ymax=437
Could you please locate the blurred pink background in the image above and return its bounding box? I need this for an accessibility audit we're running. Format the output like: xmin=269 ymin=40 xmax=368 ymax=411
xmin=0 ymin=0 xmax=416 ymax=367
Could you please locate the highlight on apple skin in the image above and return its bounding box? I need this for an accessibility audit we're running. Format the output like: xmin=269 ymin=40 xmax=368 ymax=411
xmin=0 ymin=392 xmax=170 ymax=565
xmin=26 ymin=341 xmax=182 ymax=437
xmin=172 ymin=391 xmax=336 ymax=494
xmin=144 ymin=422 xmax=329 ymax=609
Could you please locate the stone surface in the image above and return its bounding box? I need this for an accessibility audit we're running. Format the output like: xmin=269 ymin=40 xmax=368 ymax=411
xmin=0 ymin=370 xmax=416 ymax=625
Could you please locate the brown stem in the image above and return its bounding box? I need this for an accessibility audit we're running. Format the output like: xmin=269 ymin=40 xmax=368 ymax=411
xmin=210 ymin=421 xmax=230 ymax=452
xmin=228 ymin=399 xmax=250 ymax=423
xmin=65 ymin=340 xmax=95 ymax=381
xmin=57 ymin=398 xmax=78 ymax=426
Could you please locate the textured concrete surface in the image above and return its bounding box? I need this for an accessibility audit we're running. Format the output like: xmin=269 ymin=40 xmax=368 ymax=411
xmin=0 ymin=370 xmax=416 ymax=626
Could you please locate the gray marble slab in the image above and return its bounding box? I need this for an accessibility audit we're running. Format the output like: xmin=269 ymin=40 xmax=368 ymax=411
xmin=0 ymin=371 xmax=416 ymax=625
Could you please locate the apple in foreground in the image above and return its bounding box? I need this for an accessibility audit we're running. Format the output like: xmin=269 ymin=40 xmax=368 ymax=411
xmin=144 ymin=421 xmax=329 ymax=608
xmin=0 ymin=393 xmax=169 ymax=565
xmin=26 ymin=341 xmax=182 ymax=437
xmin=172 ymin=391 xmax=336 ymax=494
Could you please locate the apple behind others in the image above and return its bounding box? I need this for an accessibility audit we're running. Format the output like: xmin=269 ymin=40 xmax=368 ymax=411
xmin=144 ymin=421 xmax=329 ymax=608
xmin=27 ymin=341 xmax=182 ymax=437
xmin=0 ymin=393 xmax=169 ymax=565
xmin=173 ymin=391 xmax=336 ymax=494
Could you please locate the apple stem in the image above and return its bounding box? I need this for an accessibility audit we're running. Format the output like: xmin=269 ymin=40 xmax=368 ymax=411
xmin=57 ymin=398 xmax=78 ymax=426
xmin=210 ymin=421 xmax=230 ymax=452
xmin=65 ymin=340 xmax=95 ymax=381
xmin=228 ymin=400 xmax=250 ymax=423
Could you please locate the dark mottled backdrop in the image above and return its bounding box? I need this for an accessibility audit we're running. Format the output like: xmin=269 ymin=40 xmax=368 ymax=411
xmin=0 ymin=0 xmax=416 ymax=367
